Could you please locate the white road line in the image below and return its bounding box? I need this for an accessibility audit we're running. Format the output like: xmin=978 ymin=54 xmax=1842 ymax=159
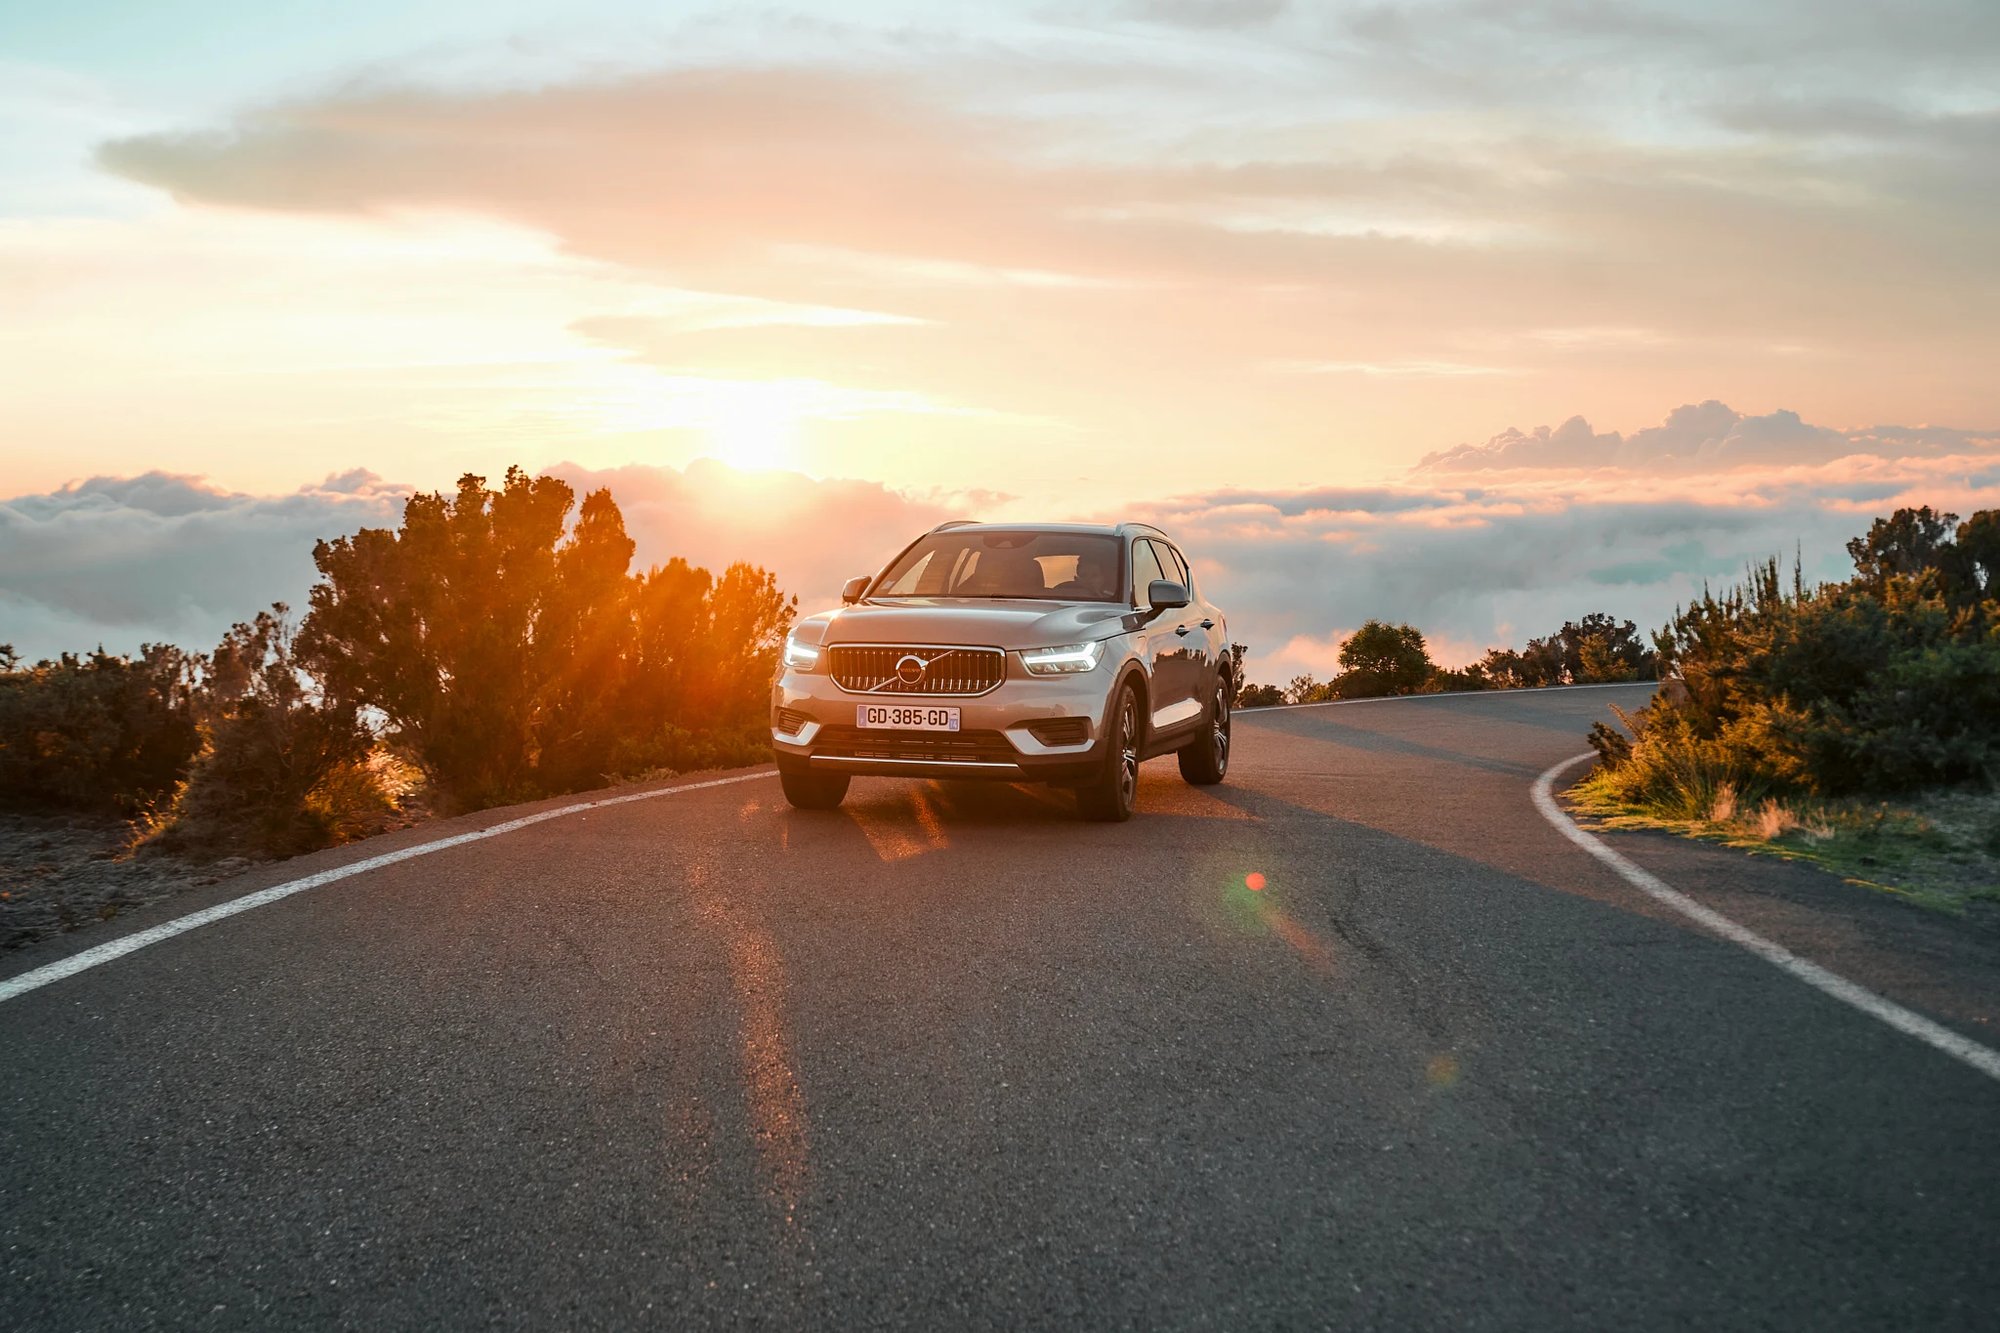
xmin=0 ymin=769 xmax=777 ymax=1006
xmin=1534 ymin=752 xmax=2000 ymax=1084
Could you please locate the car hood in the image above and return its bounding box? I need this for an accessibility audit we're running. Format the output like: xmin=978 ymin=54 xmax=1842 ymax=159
xmin=802 ymin=598 xmax=1131 ymax=651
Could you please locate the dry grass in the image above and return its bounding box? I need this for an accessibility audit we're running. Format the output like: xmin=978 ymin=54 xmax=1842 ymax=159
xmin=1573 ymin=776 xmax=2000 ymax=915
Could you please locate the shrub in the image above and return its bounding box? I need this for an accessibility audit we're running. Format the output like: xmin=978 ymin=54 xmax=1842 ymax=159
xmin=1580 ymin=703 xmax=1779 ymax=819
xmin=1591 ymin=508 xmax=2000 ymax=802
xmin=1482 ymin=614 xmax=1657 ymax=687
xmin=0 ymin=643 xmax=201 ymax=815
xmin=149 ymin=608 xmax=389 ymax=861
xmin=1237 ymin=683 xmax=1286 ymax=708
xmin=1427 ymin=665 xmax=1493 ymax=693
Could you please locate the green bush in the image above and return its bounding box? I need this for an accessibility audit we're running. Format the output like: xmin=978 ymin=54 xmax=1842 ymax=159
xmin=1592 ymin=508 xmax=2000 ymax=801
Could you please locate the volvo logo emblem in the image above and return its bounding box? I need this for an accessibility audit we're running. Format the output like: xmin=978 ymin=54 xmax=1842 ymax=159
xmin=894 ymin=654 xmax=928 ymax=685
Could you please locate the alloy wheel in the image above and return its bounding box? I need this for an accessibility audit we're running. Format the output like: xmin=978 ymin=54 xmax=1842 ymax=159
xmin=1212 ymin=686 xmax=1231 ymax=776
xmin=1118 ymin=693 xmax=1140 ymax=808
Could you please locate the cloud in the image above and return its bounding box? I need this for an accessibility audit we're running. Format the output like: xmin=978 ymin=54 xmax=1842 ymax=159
xmin=559 ymin=453 xmax=2000 ymax=690
xmin=6 ymin=407 xmax=1998 ymax=685
xmin=86 ymin=52 xmax=2000 ymax=482
xmin=0 ymin=472 xmax=408 ymax=656
xmin=1129 ymin=0 xmax=1289 ymax=29
xmin=543 ymin=459 xmax=957 ymax=615
xmin=0 ymin=462 xmax=951 ymax=664
xmin=1143 ymin=450 xmax=2000 ymax=683
xmin=1416 ymin=400 xmax=2000 ymax=474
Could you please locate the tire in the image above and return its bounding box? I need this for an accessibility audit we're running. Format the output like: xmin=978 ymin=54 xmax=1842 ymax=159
xmin=1177 ymin=678 xmax=1231 ymax=786
xmin=780 ymin=766 xmax=850 ymax=810
xmin=1077 ymin=682 xmax=1141 ymax=822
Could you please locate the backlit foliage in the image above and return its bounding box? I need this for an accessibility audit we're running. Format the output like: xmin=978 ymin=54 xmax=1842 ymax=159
xmin=1587 ymin=507 xmax=2000 ymax=805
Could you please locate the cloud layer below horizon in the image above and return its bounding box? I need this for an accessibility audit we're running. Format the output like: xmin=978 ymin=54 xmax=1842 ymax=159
xmin=7 ymin=400 xmax=1996 ymax=683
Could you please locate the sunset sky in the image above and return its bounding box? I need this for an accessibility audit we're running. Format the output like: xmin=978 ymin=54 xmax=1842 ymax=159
xmin=4 ymin=0 xmax=1998 ymax=677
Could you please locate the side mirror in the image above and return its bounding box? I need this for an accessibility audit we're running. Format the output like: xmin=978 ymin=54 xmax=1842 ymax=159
xmin=840 ymin=575 xmax=872 ymax=604
xmin=1148 ymin=579 xmax=1190 ymax=611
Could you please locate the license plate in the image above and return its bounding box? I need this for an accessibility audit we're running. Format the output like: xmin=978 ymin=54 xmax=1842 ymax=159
xmin=856 ymin=704 xmax=961 ymax=732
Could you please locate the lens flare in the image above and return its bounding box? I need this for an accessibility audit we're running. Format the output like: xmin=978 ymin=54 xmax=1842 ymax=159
xmin=1244 ymin=872 xmax=1267 ymax=891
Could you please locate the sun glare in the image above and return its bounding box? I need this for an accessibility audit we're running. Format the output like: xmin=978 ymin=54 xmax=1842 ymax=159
xmin=705 ymin=392 xmax=799 ymax=471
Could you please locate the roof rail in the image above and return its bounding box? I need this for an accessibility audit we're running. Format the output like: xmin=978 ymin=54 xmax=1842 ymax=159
xmin=930 ymin=519 xmax=982 ymax=532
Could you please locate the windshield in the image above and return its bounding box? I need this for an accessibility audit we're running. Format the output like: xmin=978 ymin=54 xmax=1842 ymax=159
xmin=873 ymin=530 xmax=1125 ymax=602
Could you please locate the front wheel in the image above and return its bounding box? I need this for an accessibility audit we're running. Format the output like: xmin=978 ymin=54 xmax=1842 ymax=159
xmin=1177 ymin=679 xmax=1230 ymax=785
xmin=1077 ymin=683 xmax=1141 ymax=822
xmin=780 ymin=766 xmax=850 ymax=810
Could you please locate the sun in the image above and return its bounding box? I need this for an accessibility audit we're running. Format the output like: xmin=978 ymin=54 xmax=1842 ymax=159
xmin=702 ymin=390 xmax=799 ymax=471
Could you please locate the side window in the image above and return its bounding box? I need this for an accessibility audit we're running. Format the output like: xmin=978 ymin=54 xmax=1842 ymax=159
xmin=1160 ymin=543 xmax=1190 ymax=590
xmin=1129 ymin=539 xmax=1168 ymax=607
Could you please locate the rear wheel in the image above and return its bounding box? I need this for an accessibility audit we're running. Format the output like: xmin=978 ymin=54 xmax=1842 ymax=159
xmin=780 ymin=765 xmax=850 ymax=810
xmin=1177 ymin=678 xmax=1230 ymax=785
xmin=1077 ymin=683 xmax=1141 ymax=822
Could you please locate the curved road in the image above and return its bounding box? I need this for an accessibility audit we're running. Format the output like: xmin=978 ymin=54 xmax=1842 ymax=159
xmin=4 ymin=685 xmax=1997 ymax=1329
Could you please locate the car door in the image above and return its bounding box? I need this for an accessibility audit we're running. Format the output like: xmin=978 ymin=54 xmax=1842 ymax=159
xmin=1159 ymin=540 xmax=1223 ymax=706
xmin=1132 ymin=538 xmax=1201 ymax=735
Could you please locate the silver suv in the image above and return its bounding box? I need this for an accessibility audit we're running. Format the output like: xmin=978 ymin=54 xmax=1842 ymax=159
xmin=771 ymin=521 xmax=1232 ymax=820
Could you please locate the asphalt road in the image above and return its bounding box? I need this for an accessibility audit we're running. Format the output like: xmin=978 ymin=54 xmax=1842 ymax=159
xmin=4 ymin=684 xmax=1997 ymax=1330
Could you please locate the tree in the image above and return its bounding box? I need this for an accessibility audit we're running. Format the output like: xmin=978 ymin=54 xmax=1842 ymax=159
xmin=1332 ymin=620 xmax=1434 ymax=698
xmin=1237 ymin=683 xmax=1285 ymax=708
xmin=532 ymin=487 xmax=640 ymax=790
xmin=1285 ymin=673 xmax=1331 ymax=705
xmin=1846 ymin=506 xmax=1959 ymax=590
xmin=1477 ymin=614 xmax=1656 ymax=687
xmin=1428 ymin=663 xmax=1492 ymax=693
xmin=300 ymin=468 xmax=615 ymax=807
xmin=1480 ymin=645 xmax=1551 ymax=689
xmin=299 ymin=467 xmax=793 ymax=808
xmin=1560 ymin=613 xmax=1656 ymax=682
xmin=1958 ymin=510 xmax=2000 ymax=594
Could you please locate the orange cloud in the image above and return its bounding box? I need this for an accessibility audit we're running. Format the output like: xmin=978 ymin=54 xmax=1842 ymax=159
xmin=91 ymin=61 xmax=2000 ymax=488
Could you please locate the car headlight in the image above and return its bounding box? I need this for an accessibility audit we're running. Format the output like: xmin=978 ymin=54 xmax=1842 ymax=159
xmin=1021 ymin=640 xmax=1105 ymax=675
xmin=782 ymin=634 xmax=821 ymax=671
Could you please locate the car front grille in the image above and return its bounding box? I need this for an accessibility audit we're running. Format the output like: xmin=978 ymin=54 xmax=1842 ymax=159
xmin=813 ymin=726 xmax=1018 ymax=764
xmin=827 ymin=644 xmax=1006 ymax=696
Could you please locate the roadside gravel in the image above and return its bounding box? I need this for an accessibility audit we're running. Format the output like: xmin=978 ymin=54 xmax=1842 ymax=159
xmin=0 ymin=813 xmax=249 ymax=951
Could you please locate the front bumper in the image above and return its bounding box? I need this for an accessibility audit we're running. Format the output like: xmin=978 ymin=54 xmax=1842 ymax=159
xmin=770 ymin=664 xmax=1111 ymax=783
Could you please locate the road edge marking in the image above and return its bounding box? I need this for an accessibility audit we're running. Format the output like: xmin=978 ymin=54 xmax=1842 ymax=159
xmin=1533 ymin=752 xmax=2000 ymax=1084
xmin=0 ymin=769 xmax=778 ymax=1006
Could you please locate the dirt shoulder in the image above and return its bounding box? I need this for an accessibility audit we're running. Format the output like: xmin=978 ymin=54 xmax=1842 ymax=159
xmin=0 ymin=813 xmax=251 ymax=952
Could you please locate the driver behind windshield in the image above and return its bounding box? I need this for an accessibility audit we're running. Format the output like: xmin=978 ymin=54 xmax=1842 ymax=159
xmin=875 ymin=531 xmax=1124 ymax=601
xmin=1052 ymin=545 xmax=1119 ymax=601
